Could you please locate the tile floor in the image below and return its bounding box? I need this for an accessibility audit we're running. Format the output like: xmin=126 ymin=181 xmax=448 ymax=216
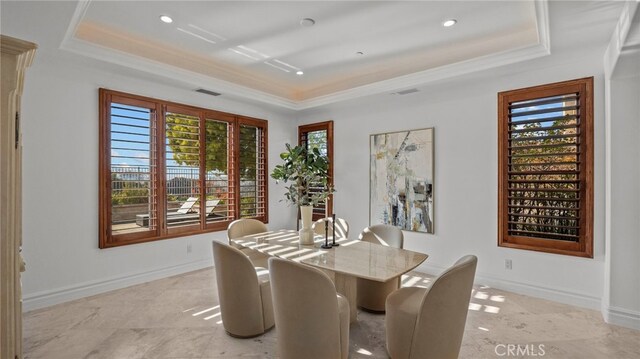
xmin=23 ymin=268 xmax=640 ymax=358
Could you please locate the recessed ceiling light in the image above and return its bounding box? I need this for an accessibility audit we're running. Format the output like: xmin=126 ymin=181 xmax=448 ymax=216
xmin=160 ymin=15 xmax=173 ymax=24
xmin=296 ymin=71 xmax=304 ymax=75
xmin=300 ymin=18 xmax=315 ymax=27
xmin=443 ymin=19 xmax=457 ymax=27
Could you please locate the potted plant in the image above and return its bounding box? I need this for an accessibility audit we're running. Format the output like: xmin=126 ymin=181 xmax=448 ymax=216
xmin=271 ymin=144 xmax=334 ymax=244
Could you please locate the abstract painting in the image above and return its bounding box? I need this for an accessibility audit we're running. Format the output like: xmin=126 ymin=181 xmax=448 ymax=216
xmin=370 ymin=128 xmax=434 ymax=233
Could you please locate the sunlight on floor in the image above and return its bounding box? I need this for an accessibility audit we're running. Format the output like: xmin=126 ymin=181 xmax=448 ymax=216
xmin=204 ymin=312 xmax=221 ymax=320
xmin=468 ymin=288 xmax=505 ymax=314
xmin=191 ymin=305 xmax=219 ymax=316
xmin=356 ymin=348 xmax=373 ymax=355
xmin=184 ymin=304 xmax=224 ymax=324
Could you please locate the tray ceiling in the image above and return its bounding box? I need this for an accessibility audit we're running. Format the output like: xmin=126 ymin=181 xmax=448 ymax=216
xmin=61 ymin=1 xmax=550 ymax=109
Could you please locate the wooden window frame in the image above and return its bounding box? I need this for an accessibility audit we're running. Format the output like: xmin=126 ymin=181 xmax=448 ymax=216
xmin=99 ymin=89 xmax=268 ymax=248
xmin=498 ymin=77 xmax=593 ymax=258
xmin=298 ymin=121 xmax=334 ymax=221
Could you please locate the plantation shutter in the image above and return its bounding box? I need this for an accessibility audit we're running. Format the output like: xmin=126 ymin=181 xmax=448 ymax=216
xmin=99 ymin=89 xmax=269 ymax=248
xmin=102 ymin=94 xmax=161 ymax=244
xmin=299 ymin=121 xmax=334 ymax=221
xmin=164 ymin=107 xmax=203 ymax=233
xmin=498 ymin=78 xmax=593 ymax=257
xmin=237 ymin=117 xmax=268 ymax=222
xmin=204 ymin=113 xmax=235 ymax=226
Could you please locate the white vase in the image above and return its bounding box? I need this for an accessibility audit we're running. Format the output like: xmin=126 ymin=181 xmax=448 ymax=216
xmin=299 ymin=205 xmax=314 ymax=245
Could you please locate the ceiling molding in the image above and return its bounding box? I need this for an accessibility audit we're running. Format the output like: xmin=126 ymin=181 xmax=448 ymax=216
xmin=61 ymin=0 xmax=91 ymax=48
xmin=60 ymin=37 xmax=301 ymax=109
xmin=295 ymin=0 xmax=550 ymax=110
xmin=60 ymin=0 xmax=551 ymax=111
xmin=604 ymin=0 xmax=639 ymax=78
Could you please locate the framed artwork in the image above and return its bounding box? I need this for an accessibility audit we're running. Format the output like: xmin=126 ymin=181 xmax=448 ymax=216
xmin=370 ymin=128 xmax=434 ymax=233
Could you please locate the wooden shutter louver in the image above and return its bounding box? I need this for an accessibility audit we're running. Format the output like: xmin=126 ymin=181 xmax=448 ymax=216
xmin=204 ymin=116 xmax=235 ymax=225
xmin=107 ymin=99 xmax=159 ymax=240
xmin=298 ymin=121 xmax=334 ymax=221
xmin=498 ymin=78 xmax=593 ymax=257
xmin=165 ymin=109 xmax=202 ymax=231
xmin=237 ymin=119 xmax=268 ymax=222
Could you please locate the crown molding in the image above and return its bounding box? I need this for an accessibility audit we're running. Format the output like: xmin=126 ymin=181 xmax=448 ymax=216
xmin=604 ymin=0 xmax=639 ymax=78
xmin=62 ymin=38 xmax=302 ymax=110
xmin=60 ymin=0 xmax=551 ymax=111
xmin=295 ymin=0 xmax=550 ymax=110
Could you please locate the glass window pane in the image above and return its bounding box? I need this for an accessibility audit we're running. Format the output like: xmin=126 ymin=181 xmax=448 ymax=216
xmin=303 ymin=129 xmax=328 ymax=217
xmin=306 ymin=130 xmax=328 ymax=157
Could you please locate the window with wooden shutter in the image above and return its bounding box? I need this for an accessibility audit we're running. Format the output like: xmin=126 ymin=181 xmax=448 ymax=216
xmin=101 ymin=94 xmax=161 ymax=245
xmin=498 ymin=77 xmax=593 ymax=257
xmin=204 ymin=113 xmax=235 ymax=226
xmin=99 ymin=89 xmax=268 ymax=248
xmin=299 ymin=121 xmax=334 ymax=221
xmin=238 ymin=118 xmax=268 ymax=222
xmin=165 ymin=107 xmax=202 ymax=233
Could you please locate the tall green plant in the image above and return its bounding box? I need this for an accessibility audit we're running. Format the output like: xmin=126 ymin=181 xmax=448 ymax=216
xmin=271 ymin=144 xmax=334 ymax=207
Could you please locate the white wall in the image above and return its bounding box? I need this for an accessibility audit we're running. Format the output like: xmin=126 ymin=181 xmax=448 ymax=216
xmin=298 ymin=51 xmax=607 ymax=309
xmin=605 ymin=74 xmax=640 ymax=328
xmin=602 ymin=1 xmax=640 ymax=330
xmin=19 ymin=53 xmax=297 ymax=310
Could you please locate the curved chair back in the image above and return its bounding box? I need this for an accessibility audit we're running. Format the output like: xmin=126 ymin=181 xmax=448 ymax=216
xmin=227 ymin=218 xmax=268 ymax=240
xmin=268 ymin=257 xmax=347 ymax=359
xmin=212 ymin=241 xmax=270 ymax=337
xmin=312 ymin=217 xmax=350 ymax=239
xmin=412 ymin=255 xmax=477 ymax=358
xmin=360 ymin=224 xmax=404 ymax=249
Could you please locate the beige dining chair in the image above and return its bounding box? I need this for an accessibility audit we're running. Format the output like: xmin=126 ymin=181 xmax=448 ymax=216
xmin=211 ymin=241 xmax=275 ymax=338
xmin=385 ymin=255 xmax=478 ymax=359
xmin=357 ymin=224 xmax=404 ymax=312
xmin=312 ymin=217 xmax=350 ymax=239
xmin=268 ymin=257 xmax=350 ymax=359
xmin=227 ymin=218 xmax=269 ymax=268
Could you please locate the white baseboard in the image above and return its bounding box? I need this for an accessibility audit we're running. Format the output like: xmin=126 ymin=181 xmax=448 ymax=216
xmin=415 ymin=262 xmax=601 ymax=310
xmin=22 ymin=259 xmax=212 ymax=312
xmin=603 ymin=305 xmax=640 ymax=330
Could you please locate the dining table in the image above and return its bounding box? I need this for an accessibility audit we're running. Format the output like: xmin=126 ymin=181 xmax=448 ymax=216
xmin=230 ymin=229 xmax=429 ymax=323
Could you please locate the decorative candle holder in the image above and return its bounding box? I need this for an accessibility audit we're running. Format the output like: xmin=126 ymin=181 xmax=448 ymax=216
xmin=321 ymin=218 xmax=333 ymax=249
xmin=331 ymin=213 xmax=340 ymax=246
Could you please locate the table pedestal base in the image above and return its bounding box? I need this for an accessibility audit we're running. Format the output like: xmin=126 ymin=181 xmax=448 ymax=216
xmin=334 ymin=273 xmax=357 ymax=324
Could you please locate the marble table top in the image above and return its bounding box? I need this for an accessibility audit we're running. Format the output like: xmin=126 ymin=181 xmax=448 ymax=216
xmin=230 ymin=229 xmax=429 ymax=282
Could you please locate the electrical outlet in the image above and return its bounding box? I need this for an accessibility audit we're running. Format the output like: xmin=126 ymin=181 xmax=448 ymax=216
xmin=505 ymin=259 xmax=512 ymax=270
xmin=187 ymin=242 xmax=192 ymax=254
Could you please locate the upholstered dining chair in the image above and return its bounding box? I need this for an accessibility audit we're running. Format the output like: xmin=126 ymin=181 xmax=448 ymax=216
xmin=357 ymin=224 xmax=404 ymax=312
xmin=227 ymin=218 xmax=269 ymax=268
xmin=312 ymin=217 xmax=350 ymax=239
xmin=211 ymin=241 xmax=275 ymax=338
xmin=268 ymin=257 xmax=350 ymax=359
xmin=386 ymin=255 xmax=478 ymax=359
